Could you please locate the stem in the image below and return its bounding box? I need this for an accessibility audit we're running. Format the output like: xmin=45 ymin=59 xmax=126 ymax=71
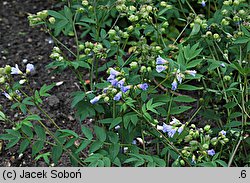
xmin=73 ymin=12 xmax=80 ymax=60
xmin=228 ymin=134 xmax=242 ymax=167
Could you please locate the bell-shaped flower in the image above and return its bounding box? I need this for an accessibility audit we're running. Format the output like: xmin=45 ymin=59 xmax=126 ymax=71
xmin=138 ymin=83 xmax=149 ymax=91
xmin=19 ymin=79 xmax=27 ymax=85
xmin=156 ymin=56 xmax=168 ymax=65
xmin=109 ymin=68 xmax=121 ymax=76
xmin=207 ymin=149 xmax=215 ymax=156
xmin=219 ymin=130 xmax=226 ymax=136
xmin=171 ymin=79 xmax=178 ymax=90
xmin=90 ymin=95 xmax=101 ymax=104
xmin=185 ymin=70 xmax=197 ymax=77
xmin=26 ymin=63 xmax=35 ymax=74
xmin=177 ymin=125 xmax=185 ymax=134
xmin=121 ymin=85 xmax=132 ymax=93
xmin=110 ymin=79 xmax=118 ymax=87
xmin=162 ymin=123 xmax=172 ymax=133
xmin=113 ymin=92 xmax=122 ymax=101
xmin=11 ymin=64 xmax=23 ymax=75
xmin=117 ymin=78 xmax=125 ymax=88
xmin=107 ymin=74 xmax=115 ymax=81
xmin=156 ymin=65 xmax=167 ymax=73
xmin=2 ymin=92 xmax=12 ymax=100
xmin=168 ymin=128 xmax=177 ymax=138
xmin=201 ymin=0 xmax=206 ymax=7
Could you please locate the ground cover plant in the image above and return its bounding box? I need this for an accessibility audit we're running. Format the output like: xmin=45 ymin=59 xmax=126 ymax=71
xmin=0 ymin=0 xmax=249 ymax=167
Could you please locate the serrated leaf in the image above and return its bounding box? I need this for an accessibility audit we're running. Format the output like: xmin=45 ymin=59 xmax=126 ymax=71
xmin=59 ymin=129 xmax=79 ymax=138
xmin=109 ymin=117 xmax=123 ymax=130
xmin=21 ymin=125 xmax=33 ymax=138
xmin=35 ymin=90 xmax=42 ymax=104
xmin=6 ymin=138 xmax=20 ymax=149
xmin=109 ymin=143 xmax=120 ymax=161
xmin=48 ymin=10 xmax=67 ymax=20
xmin=0 ymin=111 xmax=6 ymax=121
xmin=81 ymin=125 xmax=93 ymax=140
xmin=39 ymin=84 xmax=54 ymax=97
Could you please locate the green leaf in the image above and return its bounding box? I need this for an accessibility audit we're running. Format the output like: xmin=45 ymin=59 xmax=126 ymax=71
xmin=59 ymin=129 xmax=79 ymax=138
xmin=190 ymin=23 xmax=200 ymax=36
xmin=89 ymin=140 xmax=103 ymax=153
xmin=6 ymin=138 xmax=20 ymax=149
xmin=25 ymin=115 xmax=42 ymax=121
xmin=63 ymin=6 xmax=73 ymax=21
xmin=170 ymin=106 xmax=192 ymax=115
xmin=75 ymin=139 xmax=91 ymax=154
xmin=80 ymin=16 xmax=96 ymax=24
xmin=216 ymin=160 xmax=227 ymax=167
xmin=109 ymin=117 xmax=123 ymax=130
xmin=48 ymin=10 xmax=67 ymax=20
xmin=0 ymin=111 xmax=6 ymax=121
xmin=32 ymin=140 xmax=44 ymax=157
xmin=52 ymin=145 xmax=63 ymax=164
xmin=18 ymin=139 xmax=30 ymax=154
xmin=81 ymin=125 xmax=93 ymax=140
xmin=39 ymin=84 xmax=54 ymax=97
xmin=173 ymin=95 xmax=196 ymax=103
xmin=109 ymin=143 xmax=120 ymax=161
xmin=35 ymin=90 xmax=43 ymax=104
xmin=34 ymin=125 xmax=46 ymax=141
xmin=21 ymin=125 xmax=33 ymax=138
xmin=107 ymin=132 xmax=119 ymax=144
xmin=178 ymin=84 xmax=203 ymax=91
xmin=94 ymin=126 xmax=106 ymax=142
xmin=225 ymin=121 xmax=242 ymax=128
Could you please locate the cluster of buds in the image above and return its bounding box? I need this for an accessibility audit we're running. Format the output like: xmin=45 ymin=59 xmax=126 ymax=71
xmin=180 ymin=124 xmax=229 ymax=164
xmin=28 ymin=10 xmax=48 ymax=26
xmin=1 ymin=63 xmax=35 ymax=101
xmin=190 ymin=15 xmax=208 ymax=29
xmin=157 ymin=117 xmax=186 ymax=138
xmin=79 ymin=42 xmax=107 ymax=59
xmin=155 ymin=56 xmax=197 ymax=91
xmin=108 ymin=26 xmax=129 ymax=43
xmin=50 ymin=47 xmax=64 ymax=62
xmin=90 ymin=68 xmax=149 ymax=104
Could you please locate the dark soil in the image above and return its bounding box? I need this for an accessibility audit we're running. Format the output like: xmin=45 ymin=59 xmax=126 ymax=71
xmin=0 ymin=0 xmax=83 ymax=167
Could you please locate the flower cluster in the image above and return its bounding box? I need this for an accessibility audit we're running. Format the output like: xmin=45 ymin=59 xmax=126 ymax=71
xmin=157 ymin=117 xmax=185 ymax=138
xmin=90 ymin=68 xmax=149 ymax=104
xmin=156 ymin=56 xmax=197 ymax=91
xmin=180 ymin=124 xmax=229 ymax=164
xmin=28 ymin=10 xmax=48 ymax=26
xmin=50 ymin=47 xmax=64 ymax=62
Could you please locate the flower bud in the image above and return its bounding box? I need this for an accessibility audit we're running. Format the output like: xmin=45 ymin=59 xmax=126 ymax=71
xmin=129 ymin=6 xmax=136 ymax=11
xmin=204 ymin=125 xmax=211 ymax=132
xmin=221 ymin=19 xmax=230 ymax=26
xmin=127 ymin=25 xmax=134 ymax=32
xmin=104 ymin=96 xmax=110 ymax=102
xmin=223 ymin=75 xmax=231 ymax=81
xmin=223 ymin=138 xmax=229 ymax=143
xmin=78 ymin=44 xmax=85 ymax=51
xmin=108 ymin=29 xmax=116 ymax=36
xmin=211 ymin=137 xmax=218 ymax=146
xmin=49 ymin=17 xmax=56 ymax=24
xmin=0 ymin=77 xmax=5 ymax=84
xmin=4 ymin=65 xmax=11 ymax=74
xmin=111 ymin=88 xmax=117 ymax=94
xmin=213 ymin=33 xmax=220 ymax=40
xmin=140 ymin=66 xmax=147 ymax=73
xmin=160 ymin=1 xmax=167 ymax=7
xmin=82 ymin=0 xmax=89 ymax=6
xmin=202 ymin=144 xmax=209 ymax=149
xmin=190 ymin=140 xmax=199 ymax=146
xmin=129 ymin=62 xmax=138 ymax=69
xmin=180 ymin=159 xmax=185 ymax=166
xmin=147 ymin=67 xmax=152 ymax=73
xmin=184 ymin=135 xmax=193 ymax=142
xmin=233 ymin=0 xmax=240 ymax=6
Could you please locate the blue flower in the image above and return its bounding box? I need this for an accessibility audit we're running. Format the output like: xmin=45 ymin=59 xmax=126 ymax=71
xmin=201 ymin=0 xmax=206 ymax=7
xmin=168 ymin=128 xmax=177 ymax=138
xmin=109 ymin=68 xmax=121 ymax=76
xmin=2 ymin=92 xmax=12 ymax=100
xmin=156 ymin=56 xmax=168 ymax=65
xmin=156 ymin=65 xmax=167 ymax=73
xmin=162 ymin=123 xmax=172 ymax=133
xmin=220 ymin=63 xmax=226 ymax=68
xmin=171 ymin=80 xmax=178 ymax=90
xmin=90 ymin=96 xmax=101 ymax=104
xmin=107 ymin=74 xmax=115 ymax=81
xmin=207 ymin=149 xmax=215 ymax=156
xmin=185 ymin=70 xmax=197 ymax=77
xmin=117 ymin=78 xmax=125 ymax=88
xmin=138 ymin=83 xmax=149 ymax=91
xmin=121 ymin=85 xmax=131 ymax=93
xmin=177 ymin=125 xmax=184 ymax=134
xmin=113 ymin=92 xmax=122 ymax=101
xmin=176 ymin=73 xmax=183 ymax=84
xmin=26 ymin=63 xmax=35 ymax=74
xmin=110 ymin=79 xmax=118 ymax=87
xmin=11 ymin=64 xmax=23 ymax=75
xmin=219 ymin=130 xmax=226 ymax=136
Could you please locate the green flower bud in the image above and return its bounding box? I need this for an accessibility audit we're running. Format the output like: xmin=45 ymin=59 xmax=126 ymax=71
xmin=82 ymin=0 xmax=89 ymax=6
xmin=127 ymin=25 xmax=134 ymax=32
xmin=189 ymin=140 xmax=198 ymax=146
xmin=180 ymin=159 xmax=185 ymax=166
xmin=84 ymin=48 xmax=91 ymax=54
xmin=68 ymin=31 xmax=75 ymax=36
xmin=238 ymin=10 xmax=245 ymax=16
xmin=129 ymin=62 xmax=138 ymax=69
xmin=166 ymin=5 xmax=173 ymax=9
xmin=160 ymin=1 xmax=167 ymax=7
xmin=222 ymin=9 xmax=228 ymax=15
xmin=213 ymin=33 xmax=220 ymax=40
xmin=223 ymin=138 xmax=229 ymax=143
xmin=147 ymin=67 xmax=152 ymax=72
xmin=0 ymin=77 xmax=5 ymax=84
xmin=140 ymin=66 xmax=147 ymax=73
xmin=78 ymin=44 xmax=85 ymax=51
xmin=206 ymin=31 xmax=213 ymax=37
xmin=202 ymin=144 xmax=209 ymax=150
xmin=219 ymin=139 xmax=226 ymax=145
xmin=191 ymin=124 xmax=196 ymax=129
xmin=49 ymin=17 xmax=56 ymax=24
xmin=221 ymin=19 xmax=230 ymax=26
xmin=128 ymin=15 xmax=138 ymax=22
xmin=108 ymin=29 xmax=116 ymax=36
xmin=129 ymin=6 xmax=136 ymax=11
xmin=184 ymin=135 xmax=193 ymax=142
xmin=204 ymin=125 xmax=211 ymax=132
xmin=223 ymin=75 xmax=231 ymax=81
xmin=146 ymin=5 xmax=153 ymax=12
xmin=111 ymin=88 xmax=117 ymax=94
xmin=162 ymin=22 xmax=169 ymax=28
xmin=122 ymin=32 xmax=129 ymax=39
xmin=104 ymin=96 xmax=109 ymax=102
xmin=233 ymin=0 xmax=240 ymax=6
xmin=4 ymin=65 xmax=11 ymax=74
xmin=193 ymin=130 xmax=200 ymax=139
xmin=211 ymin=137 xmax=218 ymax=146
